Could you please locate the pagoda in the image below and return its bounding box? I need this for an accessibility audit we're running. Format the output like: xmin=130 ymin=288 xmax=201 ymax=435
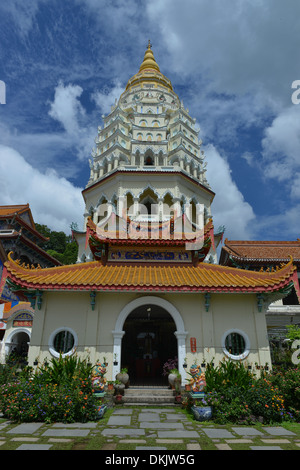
xmin=1 ymin=44 xmax=300 ymax=383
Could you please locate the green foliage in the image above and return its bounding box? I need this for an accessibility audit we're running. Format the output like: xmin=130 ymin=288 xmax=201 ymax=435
xmin=187 ymin=360 xmax=300 ymax=424
xmin=285 ymin=325 xmax=300 ymax=342
xmin=0 ymin=355 xmax=99 ymax=423
xmin=267 ymin=367 xmax=300 ymax=422
xmin=204 ymin=358 xmax=254 ymax=391
xmin=35 ymin=223 xmax=78 ymax=265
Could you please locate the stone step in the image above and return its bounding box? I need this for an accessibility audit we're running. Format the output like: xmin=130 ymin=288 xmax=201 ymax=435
xmin=122 ymin=387 xmax=176 ymax=405
xmin=124 ymin=387 xmax=174 ymax=396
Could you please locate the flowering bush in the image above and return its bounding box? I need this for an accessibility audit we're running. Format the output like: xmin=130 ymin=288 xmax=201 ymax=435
xmin=162 ymin=357 xmax=178 ymax=376
xmin=245 ymin=378 xmax=288 ymax=423
xmin=267 ymin=367 xmax=300 ymax=421
xmin=187 ymin=360 xmax=300 ymax=424
xmin=0 ymin=355 xmax=100 ymax=423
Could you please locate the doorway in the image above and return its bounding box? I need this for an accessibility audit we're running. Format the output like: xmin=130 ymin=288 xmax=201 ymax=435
xmin=121 ymin=304 xmax=177 ymax=385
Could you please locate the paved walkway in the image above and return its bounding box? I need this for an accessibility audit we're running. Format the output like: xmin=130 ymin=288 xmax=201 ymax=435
xmin=0 ymin=407 xmax=299 ymax=450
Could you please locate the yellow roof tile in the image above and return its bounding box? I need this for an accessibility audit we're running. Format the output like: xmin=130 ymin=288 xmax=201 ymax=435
xmin=3 ymin=251 xmax=299 ymax=296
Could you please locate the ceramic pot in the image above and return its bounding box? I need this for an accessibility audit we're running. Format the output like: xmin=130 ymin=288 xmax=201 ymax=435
xmin=168 ymin=373 xmax=177 ymax=389
xmin=95 ymin=404 xmax=107 ymax=419
xmin=191 ymin=405 xmax=212 ymax=422
xmin=116 ymin=371 xmax=129 ymax=386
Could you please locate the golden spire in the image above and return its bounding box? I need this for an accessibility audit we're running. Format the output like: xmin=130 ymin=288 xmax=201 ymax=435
xmin=125 ymin=41 xmax=173 ymax=92
xmin=138 ymin=40 xmax=160 ymax=73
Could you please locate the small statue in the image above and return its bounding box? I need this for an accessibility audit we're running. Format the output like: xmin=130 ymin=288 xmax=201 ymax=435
xmin=92 ymin=362 xmax=107 ymax=391
xmin=189 ymin=364 xmax=206 ymax=392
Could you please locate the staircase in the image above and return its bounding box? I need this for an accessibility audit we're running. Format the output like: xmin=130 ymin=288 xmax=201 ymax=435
xmin=122 ymin=386 xmax=176 ymax=406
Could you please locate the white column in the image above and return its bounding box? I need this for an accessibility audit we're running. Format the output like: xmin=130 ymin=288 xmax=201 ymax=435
xmin=112 ymin=330 xmax=125 ymax=380
xmin=174 ymin=331 xmax=188 ymax=385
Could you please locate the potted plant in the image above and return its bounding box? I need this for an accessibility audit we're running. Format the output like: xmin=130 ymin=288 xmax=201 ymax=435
xmin=162 ymin=357 xmax=178 ymax=388
xmin=113 ymin=380 xmax=125 ymax=395
xmin=191 ymin=397 xmax=212 ymax=422
xmin=114 ymin=394 xmax=123 ymax=404
xmin=107 ymin=380 xmax=114 ymax=391
xmin=103 ymin=356 xmax=108 ymax=367
xmin=113 ymin=353 xmax=118 ymax=366
xmin=116 ymin=367 xmax=129 ymax=388
xmin=185 ymin=379 xmax=191 ymax=391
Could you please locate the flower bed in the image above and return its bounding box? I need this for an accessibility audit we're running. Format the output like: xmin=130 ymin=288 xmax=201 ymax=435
xmin=184 ymin=360 xmax=300 ymax=425
xmin=0 ymin=355 xmax=101 ymax=423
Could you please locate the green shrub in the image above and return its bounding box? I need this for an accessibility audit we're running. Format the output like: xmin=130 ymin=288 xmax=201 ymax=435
xmin=204 ymin=358 xmax=254 ymax=392
xmin=0 ymin=355 xmax=99 ymax=423
xmin=244 ymin=378 xmax=288 ymax=423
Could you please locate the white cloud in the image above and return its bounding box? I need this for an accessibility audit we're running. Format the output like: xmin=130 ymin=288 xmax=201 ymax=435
xmin=92 ymin=80 xmax=125 ymax=115
xmin=47 ymin=81 xmax=97 ymax=161
xmin=48 ymin=81 xmax=85 ymax=135
xmin=148 ymin=0 xmax=300 ymax=105
xmin=0 ymin=145 xmax=84 ymax=233
xmin=205 ymin=144 xmax=255 ymax=239
xmin=262 ymin=105 xmax=300 ymax=183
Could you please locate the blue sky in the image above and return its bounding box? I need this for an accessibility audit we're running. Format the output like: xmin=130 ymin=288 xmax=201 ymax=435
xmin=0 ymin=0 xmax=300 ymax=243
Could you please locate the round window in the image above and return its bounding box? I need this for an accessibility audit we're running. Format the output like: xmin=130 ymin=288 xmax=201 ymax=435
xmin=49 ymin=328 xmax=77 ymax=358
xmin=222 ymin=329 xmax=250 ymax=360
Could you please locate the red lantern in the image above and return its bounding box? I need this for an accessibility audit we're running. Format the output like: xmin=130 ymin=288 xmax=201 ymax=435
xmin=190 ymin=337 xmax=197 ymax=353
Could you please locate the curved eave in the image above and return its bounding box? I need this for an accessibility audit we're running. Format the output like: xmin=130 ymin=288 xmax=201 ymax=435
xmin=82 ymin=169 xmax=215 ymax=201
xmin=4 ymin=253 xmax=298 ymax=295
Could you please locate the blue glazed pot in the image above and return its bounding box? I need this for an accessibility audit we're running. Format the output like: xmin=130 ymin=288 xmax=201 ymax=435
xmin=191 ymin=405 xmax=212 ymax=422
xmin=96 ymin=404 xmax=107 ymax=419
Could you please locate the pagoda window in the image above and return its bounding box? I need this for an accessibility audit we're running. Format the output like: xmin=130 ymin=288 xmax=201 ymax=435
xmin=146 ymin=133 xmax=153 ymax=141
xmin=145 ymin=155 xmax=154 ymax=165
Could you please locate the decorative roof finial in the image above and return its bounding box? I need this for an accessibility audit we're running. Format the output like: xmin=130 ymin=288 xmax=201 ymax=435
xmin=148 ymin=39 xmax=152 ymax=49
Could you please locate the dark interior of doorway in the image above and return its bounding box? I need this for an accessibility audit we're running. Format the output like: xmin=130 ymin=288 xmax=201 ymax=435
xmin=121 ymin=304 xmax=177 ymax=386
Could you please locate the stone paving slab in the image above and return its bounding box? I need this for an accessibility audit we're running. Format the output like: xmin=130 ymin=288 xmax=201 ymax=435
xmin=157 ymin=430 xmax=199 ymax=439
xmin=263 ymin=427 xmax=296 ymax=436
xmin=140 ymin=422 xmax=184 ymax=429
xmin=107 ymin=415 xmax=131 ymax=426
xmin=164 ymin=413 xmax=188 ymax=421
xmin=138 ymin=413 xmax=161 ymax=421
xmin=250 ymin=446 xmax=282 ymax=450
xmin=136 ymin=446 xmax=167 ymax=450
xmin=52 ymin=422 xmax=98 ymax=428
xmin=261 ymin=439 xmax=290 ymax=444
xmin=203 ymin=428 xmax=235 ymax=439
xmin=112 ymin=409 xmax=133 ymax=415
xmin=12 ymin=437 xmax=39 ymax=442
xmin=42 ymin=428 xmax=90 ymax=437
xmin=17 ymin=443 xmax=53 ymax=450
xmin=7 ymin=423 xmax=44 ymax=434
xmin=231 ymin=427 xmax=264 ymax=436
xmin=156 ymin=439 xmax=184 ymax=444
xmin=102 ymin=428 xmax=145 ymax=437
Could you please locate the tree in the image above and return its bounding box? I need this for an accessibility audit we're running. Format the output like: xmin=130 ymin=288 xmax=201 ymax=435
xmin=35 ymin=223 xmax=78 ymax=265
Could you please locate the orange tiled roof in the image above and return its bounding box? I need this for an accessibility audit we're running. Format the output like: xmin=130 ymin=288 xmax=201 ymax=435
xmin=86 ymin=215 xmax=214 ymax=245
xmin=3 ymin=251 xmax=299 ymax=294
xmin=0 ymin=204 xmax=30 ymax=217
xmin=221 ymin=239 xmax=300 ymax=263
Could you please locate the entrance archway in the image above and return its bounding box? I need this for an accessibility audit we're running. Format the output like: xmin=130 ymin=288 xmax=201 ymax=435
xmin=122 ymin=304 xmax=177 ymax=385
xmin=112 ymin=296 xmax=188 ymax=385
xmin=5 ymin=329 xmax=30 ymax=364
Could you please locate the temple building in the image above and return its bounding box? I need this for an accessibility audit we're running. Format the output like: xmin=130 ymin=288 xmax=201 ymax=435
xmin=220 ymin=239 xmax=300 ymax=345
xmin=1 ymin=44 xmax=299 ymax=384
xmin=0 ymin=204 xmax=61 ymax=363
